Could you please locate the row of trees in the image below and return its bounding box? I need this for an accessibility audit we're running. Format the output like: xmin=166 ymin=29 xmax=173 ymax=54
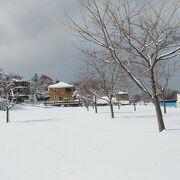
xmin=75 ymin=50 xmax=128 ymax=118
xmin=68 ymin=0 xmax=180 ymax=132
xmin=75 ymin=58 xmax=178 ymax=119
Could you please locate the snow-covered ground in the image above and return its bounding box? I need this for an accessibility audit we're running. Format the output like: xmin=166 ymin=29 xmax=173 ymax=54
xmin=0 ymin=104 xmax=180 ymax=180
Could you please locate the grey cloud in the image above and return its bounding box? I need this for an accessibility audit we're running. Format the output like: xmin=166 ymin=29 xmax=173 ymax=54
xmin=0 ymin=0 xmax=81 ymax=81
xmin=0 ymin=0 xmax=179 ymax=90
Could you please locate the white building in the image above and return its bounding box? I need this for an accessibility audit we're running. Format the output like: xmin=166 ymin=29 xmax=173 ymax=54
xmin=176 ymin=93 xmax=180 ymax=108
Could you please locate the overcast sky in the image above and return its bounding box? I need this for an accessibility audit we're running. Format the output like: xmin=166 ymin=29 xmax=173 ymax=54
xmin=0 ymin=0 xmax=82 ymax=82
xmin=0 ymin=0 xmax=180 ymax=90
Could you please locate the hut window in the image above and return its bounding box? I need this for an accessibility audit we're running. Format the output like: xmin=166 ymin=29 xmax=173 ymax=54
xmin=59 ymin=96 xmax=63 ymax=101
xmin=65 ymin=88 xmax=72 ymax=92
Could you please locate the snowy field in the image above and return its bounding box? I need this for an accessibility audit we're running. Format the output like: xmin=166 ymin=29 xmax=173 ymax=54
xmin=0 ymin=104 xmax=180 ymax=180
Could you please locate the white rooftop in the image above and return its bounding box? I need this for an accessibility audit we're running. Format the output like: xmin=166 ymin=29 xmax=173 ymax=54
xmin=48 ymin=82 xmax=74 ymax=89
xmin=117 ymin=91 xmax=128 ymax=95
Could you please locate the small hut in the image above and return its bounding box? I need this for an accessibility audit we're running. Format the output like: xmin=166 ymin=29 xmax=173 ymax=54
xmin=48 ymin=82 xmax=75 ymax=102
xmin=115 ymin=91 xmax=129 ymax=105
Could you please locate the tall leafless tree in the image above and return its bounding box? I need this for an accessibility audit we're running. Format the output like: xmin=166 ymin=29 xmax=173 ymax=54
xmin=81 ymin=50 xmax=126 ymax=118
xmin=68 ymin=0 xmax=180 ymax=131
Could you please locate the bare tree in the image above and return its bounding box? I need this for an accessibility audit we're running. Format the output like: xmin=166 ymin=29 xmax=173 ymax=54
xmin=31 ymin=74 xmax=54 ymax=94
xmin=155 ymin=61 xmax=179 ymax=113
xmin=68 ymin=0 xmax=180 ymax=131
xmin=82 ymin=50 xmax=126 ymax=118
xmin=0 ymin=70 xmax=14 ymax=123
xmin=75 ymin=78 xmax=98 ymax=111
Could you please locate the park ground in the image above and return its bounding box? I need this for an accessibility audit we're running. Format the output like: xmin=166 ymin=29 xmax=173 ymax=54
xmin=0 ymin=104 xmax=180 ymax=180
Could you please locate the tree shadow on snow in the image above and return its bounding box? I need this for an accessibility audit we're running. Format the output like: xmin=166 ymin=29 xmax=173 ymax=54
xmin=165 ymin=128 xmax=180 ymax=131
xmin=11 ymin=118 xmax=64 ymax=123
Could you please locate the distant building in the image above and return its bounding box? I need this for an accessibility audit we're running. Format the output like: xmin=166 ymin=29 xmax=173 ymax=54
xmin=115 ymin=91 xmax=128 ymax=101
xmin=11 ymin=79 xmax=31 ymax=102
xmin=48 ymin=82 xmax=75 ymax=102
xmin=114 ymin=91 xmax=129 ymax=104
xmin=176 ymin=93 xmax=180 ymax=108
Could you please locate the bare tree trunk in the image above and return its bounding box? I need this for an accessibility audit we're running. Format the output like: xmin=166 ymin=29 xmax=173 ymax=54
xmin=151 ymin=70 xmax=165 ymax=132
xmin=85 ymin=100 xmax=89 ymax=111
xmin=153 ymin=97 xmax=165 ymax=132
xmin=133 ymin=100 xmax=136 ymax=111
xmin=151 ymin=75 xmax=165 ymax=132
xmin=117 ymin=100 xmax=120 ymax=109
xmin=86 ymin=104 xmax=89 ymax=111
xmin=109 ymin=100 xmax=114 ymax=119
xmin=6 ymin=92 xmax=9 ymax=123
xmin=6 ymin=106 xmax=9 ymax=123
xmin=162 ymin=92 xmax=167 ymax=114
xmin=94 ymin=94 xmax=98 ymax=113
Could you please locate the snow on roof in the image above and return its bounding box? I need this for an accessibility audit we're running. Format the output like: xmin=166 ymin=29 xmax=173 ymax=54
xmin=48 ymin=82 xmax=74 ymax=89
xmin=13 ymin=85 xmax=27 ymax=89
xmin=12 ymin=79 xmax=27 ymax=82
xmin=117 ymin=91 xmax=128 ymax=95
